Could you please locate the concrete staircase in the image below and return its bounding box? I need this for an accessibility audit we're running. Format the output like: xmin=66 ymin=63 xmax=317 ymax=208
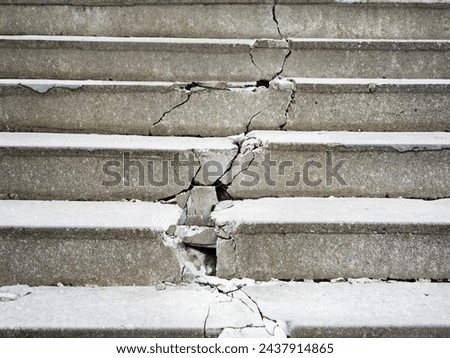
xmin=0 ymin=0 xmax=449 ymax=338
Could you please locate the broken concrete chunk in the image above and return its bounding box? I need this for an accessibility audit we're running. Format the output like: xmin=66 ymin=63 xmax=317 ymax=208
xmin=166 ymin=224 xmax=177 ymax=236
xmin=175 ymin=226 xmax=217 ymax=248
xmin=185 ymin=187 xmax=218 ymax=226
xmin=214 ymin=200 xmax=234 ymax=212
xmin=175 ymin=192 xmax=190 ymax=209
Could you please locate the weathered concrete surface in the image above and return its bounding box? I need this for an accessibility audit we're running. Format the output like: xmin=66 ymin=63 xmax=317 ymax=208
xmin=0 ymin=285 xmax=262 ymax=338
xmin=0 ymin=282 xmax=448 ymax=338
xmin=1 ymin=78 xmax=448 ymax=135
xmin=0 ymin=3 xmax=279 ymax=39
xmin=287 ymin=78 xmax=450 ymax=132
xmin=1 ymin=1 xmax=448 ymax=39
xmin=227 ymin=131 xmax=450 ymax=199
xmin=284 ymin=39 xmax=450 ymax=79
xmin=0 ymin=36 xmax=289 ymax=82
xmin=0 ymin=200 xmax=183 ymax=286
xmin=276 ymin=2 xmax=450 ymax=39
xmin=213 ymin=197 xmax=450 ymax=280
xmin=0 ymin=80 xmax=290 ymax=136
xmin=243 ymin=281 xmax=450 ymax=338
xmin=0 ymin=132 xmax=237 ymax=201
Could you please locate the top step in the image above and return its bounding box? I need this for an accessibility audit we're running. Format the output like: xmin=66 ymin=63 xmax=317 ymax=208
xmin=0 ymin=1 xmax=449 ymax=39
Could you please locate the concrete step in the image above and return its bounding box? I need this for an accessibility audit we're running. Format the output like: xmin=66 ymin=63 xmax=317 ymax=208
xmin=212 ymin=197 xmax=450 ymax=281
xmin=0 ymin=1 xmax=448 ymax=39
xmin=0 ymin=282 xmax=449 ymax=338
xmin=0 ymin=132 xmax=237 ymax=201
xmin=1 ymin=78 xmax=449 ymax=136
xmin=0 ymin=200 xmax=183 ymax=286
xmin=0 ymin=79 xmax=290 ymax=136
xmin=227 ymin=131 xmax=450 ymax=199
xmin=0 ymin=36 xmax=288 ymax=82
xmin=0 ymin=36 xmax=449 ymax=81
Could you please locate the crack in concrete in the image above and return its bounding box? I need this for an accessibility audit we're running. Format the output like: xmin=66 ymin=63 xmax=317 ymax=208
xmin=280 ymin=79 xmax=296 ymax=130
xmin=152 ymin=91 xmax=192 ymax=127
xmin=238 ymin=288 xmax=288 ymax=337
xmin=203 ymin=305 xmax=210 ymax=338
xmin=272 ymin=0 xmax=283 ymax=39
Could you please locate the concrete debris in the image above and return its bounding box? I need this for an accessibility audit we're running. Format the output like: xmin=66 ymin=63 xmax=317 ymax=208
xmin=214 ymin=200 xmax=234 ymax=212
xmin=155 ymin=283 xmax=166 ymax=291
xmin=175 ymin=226 xmax=217 ymax=248
xmin=175 ymin=192 xmax=190 ymax=209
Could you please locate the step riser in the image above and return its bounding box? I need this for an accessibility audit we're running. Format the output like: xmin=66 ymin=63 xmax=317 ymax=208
xmin=228 ymin=149 xmax=450 ymax=199
xmin=277 ymin=3 xmax=450 ymax=40
xmin=283 ymin=45 xmax=450 ymax=79
xmin=217 ymin=233 xmax=450 ymax=281
xmin=0 ymin=3 xmax=448 ymax=39
xmin=0 ymin=229 xmax=181 ymax=286
xmin=1 ymin=39 xmax=448 ymax=81
xmin=288 ymin=81 xmax=450 ymax=132
xmin=1 ymin=81 xmax=449 ymax=135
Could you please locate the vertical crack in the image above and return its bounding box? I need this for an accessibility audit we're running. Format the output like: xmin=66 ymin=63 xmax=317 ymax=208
xmin=203 ymin=305 xmax=211 ymax=338
xmin=280 ymin=79 xmax=296 ymax=130
xmin=272 ymin=0 xmax=283 ymax=39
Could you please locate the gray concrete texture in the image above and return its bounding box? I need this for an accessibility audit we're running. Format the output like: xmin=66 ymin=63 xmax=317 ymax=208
xmin=227 ymin=131 xmax=450 ymax=199
xmin=0 ymin=37 xmax=449 ymax=81
xmin=0 ymin=132 xmax=238 ymax=201
xmin=1 ymin=79 xmax=449 ymax=136
xmin=0 ymin=1 xmax=448 ymax=39
xmin=0 ymin=281 xmax=449 ymax=337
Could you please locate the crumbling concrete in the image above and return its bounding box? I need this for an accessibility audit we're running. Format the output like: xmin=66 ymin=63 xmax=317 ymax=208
xmin=0 ymin=132 xmax=238 ymax=201
xmin=1 ymin=281 xmax=449 ymax=338
xmin=226 ymin=130 xmax=450 ymax=199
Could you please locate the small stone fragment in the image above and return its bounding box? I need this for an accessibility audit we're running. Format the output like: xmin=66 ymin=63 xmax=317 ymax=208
xmin=156 ymin=283 xmax=166 ymax=291
xmin=175 ymin=192 xmax=190 ymax=209
xmin=214 ymin=200 xmax=234 ymax=212
xmin=166 ymin=224 xmax=177 ymax=236
xmin=368 ymin=83 xmax=377 ymax=92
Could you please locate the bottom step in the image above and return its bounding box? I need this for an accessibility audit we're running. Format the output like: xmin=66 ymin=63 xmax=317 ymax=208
xmin=0 ymin=282 xmax=448 ymax=338
xmin=0 ymin=200 xmax=183 ymax=286
xmin=212 ymin=198 xmax=450 ymax=281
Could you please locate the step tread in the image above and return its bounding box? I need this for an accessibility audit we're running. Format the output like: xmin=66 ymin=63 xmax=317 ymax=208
xmin=0 ymin=200 xmax=181 ymax=230
xmin=0 ymin=282 xmax=448 ymax=338
xmin=0 ymin=132 xmax=236 ymax=151
xmin=248 ymin=130 xmax=450 ymax=150
xmin=212 ymin=197 xmax=450 ymax=229
xmin=242 ymin=281 xmax=450 ymax=338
